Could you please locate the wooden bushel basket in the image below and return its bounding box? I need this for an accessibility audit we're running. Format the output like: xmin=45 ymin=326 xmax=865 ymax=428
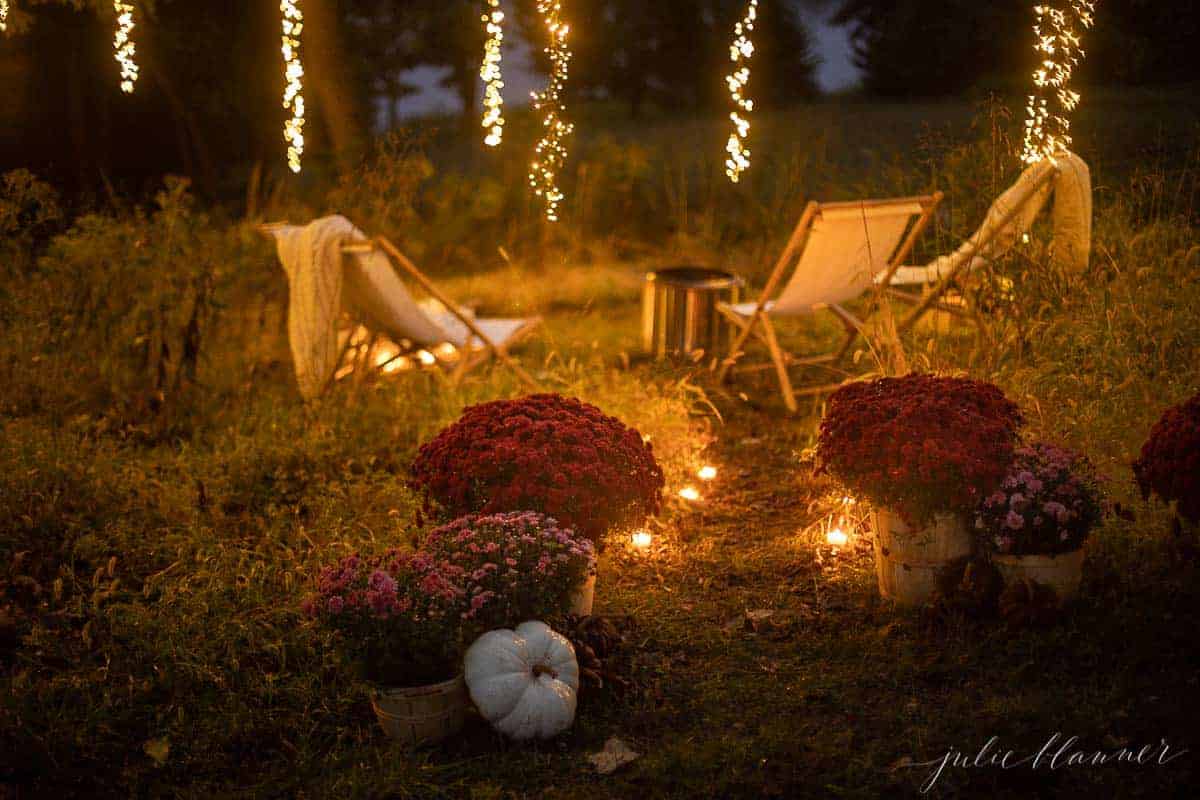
xmin=372 ymin=675 xmax=468 ymax=747
xmin=871 ymin=509 xmax=973 ymax=606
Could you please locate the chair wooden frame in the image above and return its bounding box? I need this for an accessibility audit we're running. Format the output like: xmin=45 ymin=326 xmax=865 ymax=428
xmin=715 ymin=193 xmax=943 ymax=412
xmin=260 ymin=224 xmax=540 ymax=391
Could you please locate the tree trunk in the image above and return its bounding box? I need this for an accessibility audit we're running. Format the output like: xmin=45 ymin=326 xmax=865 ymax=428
xmin=303 ymin=0 xmax=363 ymax=173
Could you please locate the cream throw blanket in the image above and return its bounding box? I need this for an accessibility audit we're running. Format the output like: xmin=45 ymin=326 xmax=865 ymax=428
xmin=270 ymin=215 xmax=449 ymax=399
xmin=886 ymin=151 xmax=1092 ymax=286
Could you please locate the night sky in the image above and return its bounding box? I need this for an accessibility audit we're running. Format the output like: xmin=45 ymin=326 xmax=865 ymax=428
xmin=396 ymin=15 xmax=858 ymax=117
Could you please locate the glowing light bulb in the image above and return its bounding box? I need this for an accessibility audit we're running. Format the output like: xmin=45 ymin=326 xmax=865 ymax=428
xmin=1022 ymin=1 xmax=1096 ymax=165
xmin=724 ymin=0 xmax=758 ymax=182
xmin=1 ymin=2 xmax=9 ymax=33
xmin=113 ymin=2 xmax=139 ymax=93
xmin=631 ymin=530 xmax=653 ymax=549
xmin=826 ymin=527 xmax=849 ymax=548
xmin=416 ymin=350 xmax=437 ymax=366
xmin=280 ymin=0 xmax=306 ymax=173
xmin=528 ymin=0 xmax=574 ymax=222
xmin=698 ymin=466 xmax=717 ymax=481
xmin=679 ymin=486 xmax=700 ymax=502
xmin=479 ymin=0 xmax=506 ymax=147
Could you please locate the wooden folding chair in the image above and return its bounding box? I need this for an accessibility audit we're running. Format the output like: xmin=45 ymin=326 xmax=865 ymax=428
xmin=881 ymin=157 xmax=1065 ymax=334
xmin=261 ymin=219 xmax=541 ymax=396
xmin=716 ymin=193 xmax=943 ymax=412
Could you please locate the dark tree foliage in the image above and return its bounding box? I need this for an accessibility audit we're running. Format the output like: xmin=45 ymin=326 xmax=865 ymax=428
xmin=832 ymin=0 xmax=1200 ymax=97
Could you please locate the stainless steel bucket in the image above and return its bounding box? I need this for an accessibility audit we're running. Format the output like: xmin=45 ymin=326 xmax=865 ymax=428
xmin=642 ymin=266 xmax=745 ymax=360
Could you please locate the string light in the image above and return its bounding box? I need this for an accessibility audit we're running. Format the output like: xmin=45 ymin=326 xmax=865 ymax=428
xmin=113 ymin=2 xmax=139 ymax=93
xmin=528 ymin=0 xmax=574 ymax=222
xmin=724 ymin=0 xmax=758 ymax=183
xmin=1 ymin=2 xmax=9 ymax=34
xmin=1021 ymin=1 xmax=1096 ymax=165
xmin=280 ymin=0 xmax=306 ymax=173
xmin=479 ymin=0 xmax=506 ymax=147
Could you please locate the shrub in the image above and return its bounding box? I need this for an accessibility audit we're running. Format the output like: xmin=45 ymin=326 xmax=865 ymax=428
xmin=817 ymin=374 xmax=1024 ymax=523
xmin=976 ymin=443 xmax=1105 ymax=556
xmin=424 ymin=511 xmax=595 ymax=630
xmin=410 ymin=394 xmax=665 ymax=543
xmin=1133 ymin=392 xmax=1200 ymax=524
xmin=301 ymin=550 xmax=467 ymax=685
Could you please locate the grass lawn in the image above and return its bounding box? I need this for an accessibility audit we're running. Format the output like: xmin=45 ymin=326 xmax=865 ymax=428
xmin=3 ymin=93 xmax=1199 ymax=798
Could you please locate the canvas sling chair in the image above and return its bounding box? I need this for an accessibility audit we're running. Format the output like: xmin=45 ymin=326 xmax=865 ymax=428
xmin=878 ymin=153 xmax=1090 ymax=337
xmin=261 ymin=216 xmax=541 ymax=399
xmin=715 ymin=193 xmax=943 ymax=412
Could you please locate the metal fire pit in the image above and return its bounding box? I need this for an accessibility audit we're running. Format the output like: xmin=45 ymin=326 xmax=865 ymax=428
xmin=642 ymin=266 xmax=745 ymax=360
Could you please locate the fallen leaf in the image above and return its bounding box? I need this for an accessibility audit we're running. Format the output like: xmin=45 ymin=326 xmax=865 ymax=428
xmin=144 ymin=737 xmax=170 ymax=767
xmin=589 ymin=736 xmax=640 ymax=775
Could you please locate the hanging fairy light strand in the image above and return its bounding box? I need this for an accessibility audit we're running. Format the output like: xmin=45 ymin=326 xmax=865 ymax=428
xmin=527 ymin=0 xmax=574 ymax=222
xmin=280 ymin=0 xmax=306 ymax=173
xmin=1021 ymin=1 xmax=1097 ymax=165
xmin=1 ymin=1 xmax=9 ymax=34
xmin=724 ymin=0 xmax=758 ymax=183
xmin=479 ymin=0 xmax=506 ymax=147
xmin=113 ymin=2 xmax=139 ymax=93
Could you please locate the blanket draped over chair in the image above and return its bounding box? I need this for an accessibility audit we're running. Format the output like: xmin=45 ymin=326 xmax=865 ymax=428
xmin=269 ymin=215 xmax=538 ymax=399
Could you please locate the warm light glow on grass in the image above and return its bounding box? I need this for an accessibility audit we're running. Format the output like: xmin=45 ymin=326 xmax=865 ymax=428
xmin=1022 ymin=1 xmax=1096 ymax=165
xmin=113 ymin=2 xmax=139 ymax=93
xmin=631 ymin=530 xmax=653 ymax=549
xmin=678 ymin=486 xmax=700 ymax=502
xmin=826 ymin=527 xmax=849 ymax=548
xmin=724 ymin=0 xmax=758 ymax=182
xmin=528 ymin=0 xmax=574 ymax=221
xmin=480 ymin=0 xmax=506 ymax=147
xmin=280 ymin=0 xmax=306 ymax=173
xmin=698 ymin=465 xmax=717 ymax=481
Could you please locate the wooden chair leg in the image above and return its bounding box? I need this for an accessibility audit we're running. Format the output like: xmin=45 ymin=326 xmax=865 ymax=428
xmin=759 ymin=316 xmax=797 ymax=413
xmin=717 ymin=310 xmax=759 ymax=384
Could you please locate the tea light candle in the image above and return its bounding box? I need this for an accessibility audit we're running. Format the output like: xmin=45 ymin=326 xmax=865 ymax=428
xmin=678 ymin=486 xmax=700 ymax=502
xmin=631 ymin=530 xmax=653 ymax=549
xmin=698 ymin=465 xmax=717 ymax=481
xmin=826 ymin=527 xmax=848 ymax=548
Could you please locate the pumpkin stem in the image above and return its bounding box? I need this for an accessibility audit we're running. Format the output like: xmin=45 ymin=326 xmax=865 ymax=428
xmin=531 ymin=663 xmax=558 ymax=680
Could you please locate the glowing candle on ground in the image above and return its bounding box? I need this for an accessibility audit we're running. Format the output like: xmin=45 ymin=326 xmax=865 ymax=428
xmin=826 ymin=527 xmax=849 ymax=548
xmin=679 ymin=486 xmax=700 ymax=502
xmin=698 ymin=465 xmax=717 ymax=481
xmin=631 ymin=530 xmax=653 ymax=549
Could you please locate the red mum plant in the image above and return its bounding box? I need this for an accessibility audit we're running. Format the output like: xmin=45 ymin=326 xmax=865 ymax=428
xmin=976 ymin=442 xmax=1105 ymax=556
xmin=817 ymin=374 xmax=1024 ymax=524
xmin=410 ymin=394 xmax=665 ymax=544
xmin=1133 ymin=392 xmax=1200 ymax=525
xmin=424 ymin=511 xmax=595 ymax=630
xmin=301 ymin=550 xmax=468 ymax=685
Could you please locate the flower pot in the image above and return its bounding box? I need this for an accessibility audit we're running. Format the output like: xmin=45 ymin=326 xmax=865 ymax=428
xmin=371 ymin=675 xmax=467 ymax=747
xmin=871 ymin=508 xmax=972 ymax=606
xmin=568 ymin=573 xmax=596 ymax=616
xmin=993 ymin=549 xmax=1084 ymax=600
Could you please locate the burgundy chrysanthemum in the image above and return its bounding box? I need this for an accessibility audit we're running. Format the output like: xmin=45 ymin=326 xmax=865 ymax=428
xmin=816 ymin=374 xmax=1024 ymax=522
xmin=1133 ymin=392 xmax=1200 ymax=524
xmin=410 ymin=394 xmax=665 ymax=543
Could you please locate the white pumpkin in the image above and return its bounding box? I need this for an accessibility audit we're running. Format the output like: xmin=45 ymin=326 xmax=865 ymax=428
xmin=464 ymin=621 xmax=580 ymax=741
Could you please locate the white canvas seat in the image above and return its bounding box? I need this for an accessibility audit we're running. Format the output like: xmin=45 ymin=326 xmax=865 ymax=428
xmin=716 ymin=193 xmax=943 ymax=411
xmin=265 ymin=215 xmax=540 ymax=398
